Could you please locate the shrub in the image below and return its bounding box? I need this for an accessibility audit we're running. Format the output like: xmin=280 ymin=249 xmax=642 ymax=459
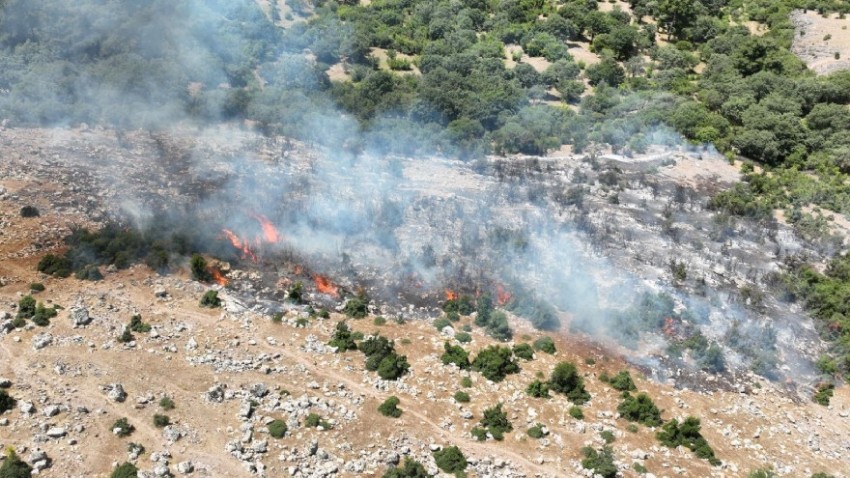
xmin=656 ymin=416 xmax=720 ymax=466
xmin=110 ymin=462 xmax=139 ymax=478
xmin=485 ymin=310 xmax=513 ymax=341
xmin=382 ymin=458 xmax=430 ymax=478
xmin=472 ymin=345 xmax=520 ymax=382
xmin=633 ymin=462 xmax=648 ymax=474
xmin=747 ymin=469 xmax=776 ymax=478
xmin=443 ymin=296 xmax=475 ymax=316
xmin=37 ymin=254 xmax=72 ymax=278
xmin=75 ymin=264 xmax=104 ymax=281
xmin=20 ymin=206 xmax=40 ymax=217
xmin=31 ymin=303 xmax=57 ymax=326
xmin=814 ymin=383 xmax=834 ymax=406
xmin=0 ymin=449 xmax=33 ymax=478
xmin=272 ymin=312 xmax=284 ymax=323
xmin=377 ymin=353 xmax=410 ymax=380
xmin=549 ymin=362 xmax=590 ymax=404
xmin=433 ymin=446 xmax=467 ymax=474
xmin=304 ymin=413 xmax=332 ymax=429
xmin=526 ymin=380 xmax=550 ymax=398
xmin=112 ymin=418 xmax=135 ymax=437
xmin=129 ymin=315 xmax=151 ymax=333
xmin=190 ymin=254 xmax=211 ymax=282
xmin=153 ymin=414 xmax=170 ymax=428
xmin=569 ymin=406 xmax=584 ymax=420
xmin=378 ymin=396 xmax=402 ymax=418
xmin=606 ymin=370 xmax=636 ymax=391
xmin=268 ymin=419 xmax=287 ymax=438
xmin=117 ymin=329 xmax=134 ymax=343
xmin=343 ymin=295 xmax=369 ymax=318
xmin=513 ymin=343 xmax=534 ymax=360
xmin=287 ymin=281 xmax=304 ymax=303
xmin=527 ymin=423 xmax=546 ymax=439
xmin=600 ymin=430 xmax=615 ymax=443
xmin=318 ymin=308 xmax=330 ymax=319
xmin=441 ymin=342 xmax=470 ymax=369
xmin=159 ymin=397 xmax=175 ymax=410
xmin=454 ymin=332 xmax=472 ymax=343
xmin=471 ymin=426 xmax=488 ymax=440
xmin=460 ymin=376 xmax=472 ymax=388
xmin=16 ymin=296 xmax=36 ymax=319
xmin=617 ymin=392 xmax=662 ymax=427
xmin=453 ymin=391 xmax=470 ymax=403
xmin=328 ymin=322 xmax=358 ymax=352
xmin=373 ymin=316 xmax=386 ymax=326
xmin=581 ymin=446 xmax=617 ymax=478
xmin=434 ymin=317 xmax=452 ymax=331
xmin=533 ymin=336 xmax=556 ymax=354
xmin=0 ymin=390 xmax=16 ymax=413
xmin=199 ymin=290 xmax=221 ymax=308
xmin=29 ymin=283 xmax=45 ymax=292
xmin=478 ymin=403 xmax=513 ymax=440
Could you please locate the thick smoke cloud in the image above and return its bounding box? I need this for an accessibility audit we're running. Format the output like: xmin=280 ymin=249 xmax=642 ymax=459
xmin=0 ymin=0 xmax=825 ymax=387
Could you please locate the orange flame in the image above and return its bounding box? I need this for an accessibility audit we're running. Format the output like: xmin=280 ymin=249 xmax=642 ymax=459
xmin=220 ymin=228 xmax=258 ymax=263
xmin=211 ymin=268 xmax=229 ymax=286
xmin=445 ymin=289 xmax=458 ymax=301
xmin=314 ymin=274 xmax=339 ymax=297
xmin=496 ymin=284 xmax=512 ymax=306
xmin=250 ymin=213 xmax=281 ymax=243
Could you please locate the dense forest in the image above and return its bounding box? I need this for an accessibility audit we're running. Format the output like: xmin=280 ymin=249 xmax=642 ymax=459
xmin=5 ymin=0 xmax=850 ymax=379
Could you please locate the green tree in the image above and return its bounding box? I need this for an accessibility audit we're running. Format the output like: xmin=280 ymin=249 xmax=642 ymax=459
xmin=581 ymin=446 xmax=617 ymax=478
xmin=617 ymin=392 xmax=663 ymax=427
xmin=433 ymin=446 xmax=467 ymax=474
xmin=472 ymin=345 xmax=520 ymax=382
xmin=378 ymin=396 xmax=403 ymax=418
xmin=549 ymin=362 xmax=590 ymax=404
xmin=328 ymin=322 xmax=358 ymax=352
xmin=657 ymin=0 xmax=697 ymax=40
xmin=441 ymin=342 xmax=471 ymax=369
xmin=585 ymin=58 xmax=625 ymax=87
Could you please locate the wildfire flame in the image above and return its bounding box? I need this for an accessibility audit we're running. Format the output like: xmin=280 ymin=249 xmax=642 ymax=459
xmin=211 ymin=268 xmax=229 ymax=286
xmin=220 ymin=228 xmax=258 ymax=263
xmin=250 ymin=213 xmax=281 ymax=243
xmin=496 ymin=284 xmax=512 ymax=306
xmin=314 ymin=274 xmax=339 ymax=297
xmin=445 ymin=289 xmax=458 ymax=301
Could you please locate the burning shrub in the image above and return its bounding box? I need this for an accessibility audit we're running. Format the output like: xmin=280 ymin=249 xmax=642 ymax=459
xmin=190 ymin=254 xmax=212 ymax=282
xmin=199 ymin=290 xmax=221 ymax=308
xmin=512 ymin=343 xmax=534 ymax=360
xmin=471 ymin=345 xmax=520 ymax=382
xmin=533 ymin=336 xmax=556 ymax=354
xmin=441 ymin=342 xmax=470 ymax=369
xmin=378 ymin=396 xmax=402 ymax=418
xmin=328 ymin=322 xmax=358 ymax=352
xmin=20 ymin=205 xmax=40 ymax=218
xmin=581 ymin=446 xmax=617 ymax=478
xmin=37 ymin=254 xmax=72 ymax=278
xmin=656 ymin=416 xmax=720 ymax=466
xmin=549 ymin=361 xmax=590 ymax=404
xmin=526 ymin=380 xmax=550 ymax=398
xmin=617 ymin=392 xmax=662 ymax=427
xmin=432 ymin=446 xmax=467 ymax=474
xmin=382 ymin=458 xmax=429 ymax=478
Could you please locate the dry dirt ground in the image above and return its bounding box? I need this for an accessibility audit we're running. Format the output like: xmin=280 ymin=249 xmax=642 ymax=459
xmin=792 ymin=9 xmax=850 ymax=75
xmin=0 ymin=128 xmax=849 ymax=477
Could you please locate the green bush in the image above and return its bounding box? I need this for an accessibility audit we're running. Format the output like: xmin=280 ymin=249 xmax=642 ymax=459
xmin=581 ymin=446 xmax=617 ymax=478
xmin=605 ymin=370 xmax=637 ymax=391
xmin=549 ymin=362 xmax=590 ymax=404
xmin=373 ymin=316 xmax=387 ymax=326
xmin=20 ymin=205 xmax=40 ymax=218
xmin=512 ymin=343 xmax=534 ymax=360
xmin=382 ymin=458 xmax=430 ymax=478
xmin=377 ymin=353 xmax=410 ymax=380
xmin=153 ymin=414 xmax=170 ymax=428
xmin=190 ymin=254 xmax=211 ymax=282
xmin=159 ymin=397 xmax=175 ymax=410
xmin=343 ymin=294 xmax=369 ymax=318
xmin=526 ymin=380 xmax=550 ymax=398
xmin=287 ymin=281 xmax=304 ymax=303
xmin=569 ymin=406 xmax=584 ymax=420
xmin=472 ymin=345 xmax=520 ymax=382
xmin=16 ymin=296 xmax=36 ymax=319
xmin=617 ymin=392 xmax=662 ymax=427
xmin=304 ymin=413 xmax=332 ymax=429
xmin=199 ymin=290 xmax=221 ymax=308
xmin=441 ymin=342 xmax=470 ymax=369
xmin=37 ymin=254 xmax=72 ymax=278
xmin=434 ymin=317 xmax=452 ymax=331
xmin=478 ymin=403 xmax=513 ymax=440
xmin=0 ymin=390 xmax=16 ymax=414
xmin=533 ymin=336 xmax=556 ymax=354
xmin=527 ymin=423 xmax=546 ymax=439
xmin=378 ymin=396 xmax=402 ymax=418
xmin=600 ymin=430 xmax=615 ymax=443
xmin=460 ymin=376 xmax=472 ymax=388
xmin=454 ymin=332 xmax=472 ymax=343
xmin=328 ymin=322 xmax=358 ymax=352
xmin=453 ymin=391 xmax=470 ymax=403
xmin=443 ymin=296 xmax=475 ymax=316
xmin=112 ymin=418 xmax=135 ymax=437
xmin=814 ymin=383 xmax=834 ymax=406
xmin=117 ymin=329 xmax=134 ymax=343
xmin=268 ymin=419 xmax=288 ymax=438
xmin=110 ymin=462 xmax=139 ymax=478
xmin=657 ymin=417 xmax=720 ymax=466
xmin=29 ymin=283 xmax=45 ymax=292
xmin=0 ymin=449 xmax=32 ymax=478
xmin=31 ymin=302 xmax=58 ymax=326
xmin=75 ymin=264 xmax=104 ymax=281
xmin=129 ymin=315 xmax=151 ymax=333
xmin=747 ymin=469 xmax=776 ymax=478
xmin=433 ymin=446 xmax=467 ymax=474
